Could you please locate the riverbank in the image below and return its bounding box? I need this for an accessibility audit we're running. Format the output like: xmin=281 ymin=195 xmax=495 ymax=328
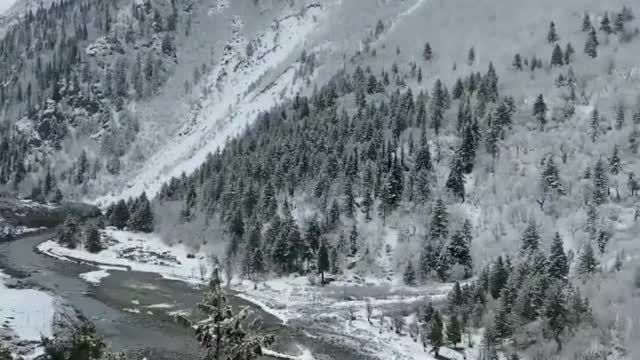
xmin=37 ymin=228 xmax=480 ymax=360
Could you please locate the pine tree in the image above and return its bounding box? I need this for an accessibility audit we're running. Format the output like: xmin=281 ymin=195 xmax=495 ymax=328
xmin=563 ymin=42 xmax=575 ymax=64
xmin=349 ymin=225 xmax=358 ymax=256
xmin=590 ymin=109 xmax=600 ymax=142
xmin=448 ymin=229 xmax=473 ymax=278
xmin=430 ymin=79 xmax=445 ymax=135
xmin=547 ymin=21 xmax=559 ymax=43
xmin=548 ymin=233 xmax=569 ymax=280
xmin=342 ymin=177 xmax=355 ymax=218
xmin=428 ymin=311 xmax=444 ymax=356
xmin=592 ymin=159 xmax=609 ymax=205
xmin=584 ymin=28 xmax=598 ymax=58
xmin=577 ymin=243 xmax=599 ymax=275
xmin=84 ymin=225 xmax=102 ymax=253
xmin=305 ymin=220 xmax=321 ymax=253
xmin=582 ymin=13 xmax=592 ymax=32
xmin=446 ymin=155 xmax=466 ymax=202
xmin=628 ymin=172 xmax=639 ymax=196
xmin=128 ymin=193 xmax=154 ymax=233
xmin=600 ymin=12 xmax=613 ymax=34
xmin=609 ymin=145 xmax=621 ymax=175
xmin=317 ymin=242 xmax=330 ymax=284
xmin=419 ymin=242 xmax=439 ymax=282
xmin=446 ymin=315 xmax=462 ymax=347
xmin=543 ymin=281 xmax=569 ymax=351
xmin=273 ymin=233 xmax=289 ymax=272
xmin=110 ymin=200 xmax=130 ymax=230
xmin=614 ymin=12 xmax=625 ymax=33
xmin=551 ymin=44 xmax=564 ymax=66
xmin=467 ymin=47 xmax=475 ymax=66
xmin=177 ymin=269 xmax=275 ymax=359
xmin=403 ymin=260 xmax=417 ymax=286
xmin=541 ymin=155 xmax=565 ymax=196
xmin=512 ymin=53 xmax=523 ymax=71
xmin=533 ymin=94 xmax=547 ymax=129
xmin=494 ymin=290 xmax=512 ymax=343
xmin=423 ymin=42 xmax=433 ymax=62
xmin=520 ymin=221 xmax=541 ymax=257
xmin=615 ymin=105 xmax=625 ymax=129
xmin=430 ymin=199 xmax=449 ymax=240
xmin=489 ymin=256 xmax=509 ymax=299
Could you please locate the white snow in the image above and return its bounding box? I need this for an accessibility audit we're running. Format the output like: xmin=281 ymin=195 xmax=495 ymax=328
xmin=38 ymin=228 xmax=209 ymax=284
xmin=78 ymin=269 xmax=111 ymax=285
xmin=0 ymin=271 xmax=55 ymax=355
xmin=94 ymin=4 xmax=326 ymax=204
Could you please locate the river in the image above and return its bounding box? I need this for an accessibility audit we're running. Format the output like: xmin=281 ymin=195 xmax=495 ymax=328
xmin=0 ymin=231 xmax=368 ymax=360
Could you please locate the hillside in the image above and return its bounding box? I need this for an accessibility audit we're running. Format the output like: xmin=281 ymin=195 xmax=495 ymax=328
xmin=2 ymin=0 xmax=640 ymax=359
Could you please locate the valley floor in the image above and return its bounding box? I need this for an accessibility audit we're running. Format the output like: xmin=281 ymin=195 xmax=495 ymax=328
xmin=38 ymin=228 xmax=485 ymax=360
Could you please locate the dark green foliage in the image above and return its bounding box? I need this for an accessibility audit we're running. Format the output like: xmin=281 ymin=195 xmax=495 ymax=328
xmin=403 ymin=260 xmax=417 ymax=286
xmin=446 ymin=315 xmax=461 ymax=347
xmin=42 ymin=321 xmax=106 ymax=360
xmin=318 ymin=242 xmax=330 ymax=284
xmin=577 ymin=242 xmax=599 ymax=275
xmin=110 ymin=200 xmax=130 ymax=230
xmin=127 ymin=192 xmax=154 ymax=233
xmin=585 ymin=28 xmax=598 ymax=58
xmin=547 ymin=21 xmax=559 ymax=43
xmin=551 ymin=44 xmax=564 ymax=66
xmin=548 ymin=233 xmax=569 ymax=280
xmin=430 ymin=199 xmax=449 ymax=240
xmin=427 ymin=311 xmax=444 ymax=356
xmin=533 ymin=94 xmax=547 ymax=129
xmin=57 ymin=217 xmax=80 ymax=249
xmin=84 ymin=225 xmax=103 ymax=253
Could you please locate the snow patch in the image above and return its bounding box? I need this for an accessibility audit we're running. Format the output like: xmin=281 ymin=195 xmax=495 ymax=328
xmin=78 ymin=269 xmax=111 ymax=285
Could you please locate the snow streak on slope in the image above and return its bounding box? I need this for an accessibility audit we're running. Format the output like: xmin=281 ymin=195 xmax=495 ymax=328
xmin=96 ymin=4 xmax=325 ymax=204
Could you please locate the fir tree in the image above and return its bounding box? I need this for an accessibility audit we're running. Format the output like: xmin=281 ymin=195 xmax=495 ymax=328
xmin=564 ymin=42 xmax=575 ymax=64
xmin=614 ymin=12 xmax=625 ymax=33
xmin=541 ymin=155 xmax=565 ymax=196
xmin=84 ymin=225 xmax=102 ymax=253
xmin=128 ymin=193 xmax=154 ymax=233
xmin=592 ymin=159 xmax=609 ymax=205
xmin=520 ymin=221 xmax=541 ymax=257
xmin=628 ymin=172 xmax=639 ymax=196
xmin=349 ymin=225 xmax=358 ymax=256
xmin=489 ymin=256 xmax=509 ymax=299
xmin=551 ymin=44 xmax=564 ymax=66
xmin=548 ymin=233 xmax=569 ymax=280
xmin=317 ymin=242 xmax=330 ymax=284
xmin=448 ymin=229 xmax=473 ymax=278
xmin=615 ymin=105 xmax=625 ymax=130
xmin=547 ymin=21 xmax=559 ymax=43
xmin=512 ymin=53 xmax=523 ymax=71
xmin=494 ymin=290 xmax=512 ymax=343
xmin=577 ymin=243 xmax=599 ymax=275
xmin=533 ymin=94 xmax=547 ymax=129
xmin=427 ymin=311 xmax=444 ymax=356
xmin=609 ymin=145 xmax=621 ymax=175
xmin=590 ymin=109 xmax=600 ymax=142
xmin=446 ymin=315 xmax=462 ymax=347
xmin=543 ymin=281 xmax=569 ymax=351
xmin=446 ymin=155 xmax=466 ymax=202
xmin=467 ymin=47 xmax=476 ymax=66
xmin=423 ymin=42 xmax=433 ymax=62
xmin=582 ymin=13 xmax=592 ymax=32
xmin=305 ymin=219 xmax=321 ymax=253
xmin=430 ymin=199 xmax=449 ymax=240
xmin=111 ymin=200 xmax=130 ymax=230
xmin=584 ymin=28 xmax=598 ymax=58
xmin=403 ymin=260 xmax=417 ymax=286
xmin=600 ymin=12 xmax=613 ymax=34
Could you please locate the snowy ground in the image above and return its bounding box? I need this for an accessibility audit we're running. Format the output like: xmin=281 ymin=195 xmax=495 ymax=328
xmin=38 ymin=228 xmax=481 ymax=360
xmin=0 ymin=270 xmax=56 ymax=359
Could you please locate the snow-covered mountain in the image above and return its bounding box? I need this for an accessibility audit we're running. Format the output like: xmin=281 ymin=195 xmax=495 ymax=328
xmin=3 ymin=0 xmax=640 ymax=359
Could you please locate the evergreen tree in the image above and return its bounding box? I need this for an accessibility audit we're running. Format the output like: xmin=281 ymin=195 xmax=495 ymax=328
xmin=494 ymin=290 xmax=512 ymax=343
xmin=541 ymin=155 xmax=565 ymax=196
xmin=614 ymin=12 xmax=625 ymax=33
xmin=547 ymin=21 xmax=559 ymax=43
xmin=584 ymin=28 xmax=598 ymax=58
xmin=512 ymin=53 xmax=523 ymax=71
xmin=430 ymin=199 xmax=449 ymax=240
xmin=543 ymin=281 xmax=569 ymax=351
xmin=489 ymin=256 xmax=509 ymax=299
xmin=467 ymin=47 xmax=475 ymax=66
xmin=84 ymin=225 xmax=102 ymax=253
xmin=128 ymin=193 xmax=154 ymax=233
xmin=550 ymin=44 xmax=564 ymax=66
xmin=615 ymin=105 xmax=625 ymax=130
xmin=520 ymin=221 xmax=541 ymax=257
xmin=563 ymin=42 xmax=575 ymax=64
xmin=403 ymin=260 xmax=417 ymax=286
xmin=446 ymin=315 xmax=462 ymax=347
xmin=548 ymin=233 xmax=569 ymax=280
xmin=533 ymin=94 xmax=547 ymax=129
xmin=446 ymin=155 xmax=466 ymax=202
xmin=577 ymin=242 xmax=599 ymax=275
xmin=447 ymin=229 xmax=472 ymax=278
xmin=423 ymin=42 xmax=433 ymax=62
xmin=430 ymin=79 xmax=445 ymax=135
xmin=592 ymin=159 xmax=609 ymax=205
xmin=590 ymin=109 xmax=600 ymax=142
xmin=305 ymin=219 xmax=321 ymax=253
xmin=427 ymin=311 xmax=444 ymax=356
xmin=349 ymin=225 xmax=358 ymax=256
xmin=317 ymin=242 xmax=330 ymax=284
xmin=609 ymin=145 xmax=621 ymax=175
xmin=600 ymin=12 xmax=613 ymax=34
xmin=582 ymin=13 xmax=592 ymax=32
xmin=628 ymin=172 xmax=639 ymax=196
